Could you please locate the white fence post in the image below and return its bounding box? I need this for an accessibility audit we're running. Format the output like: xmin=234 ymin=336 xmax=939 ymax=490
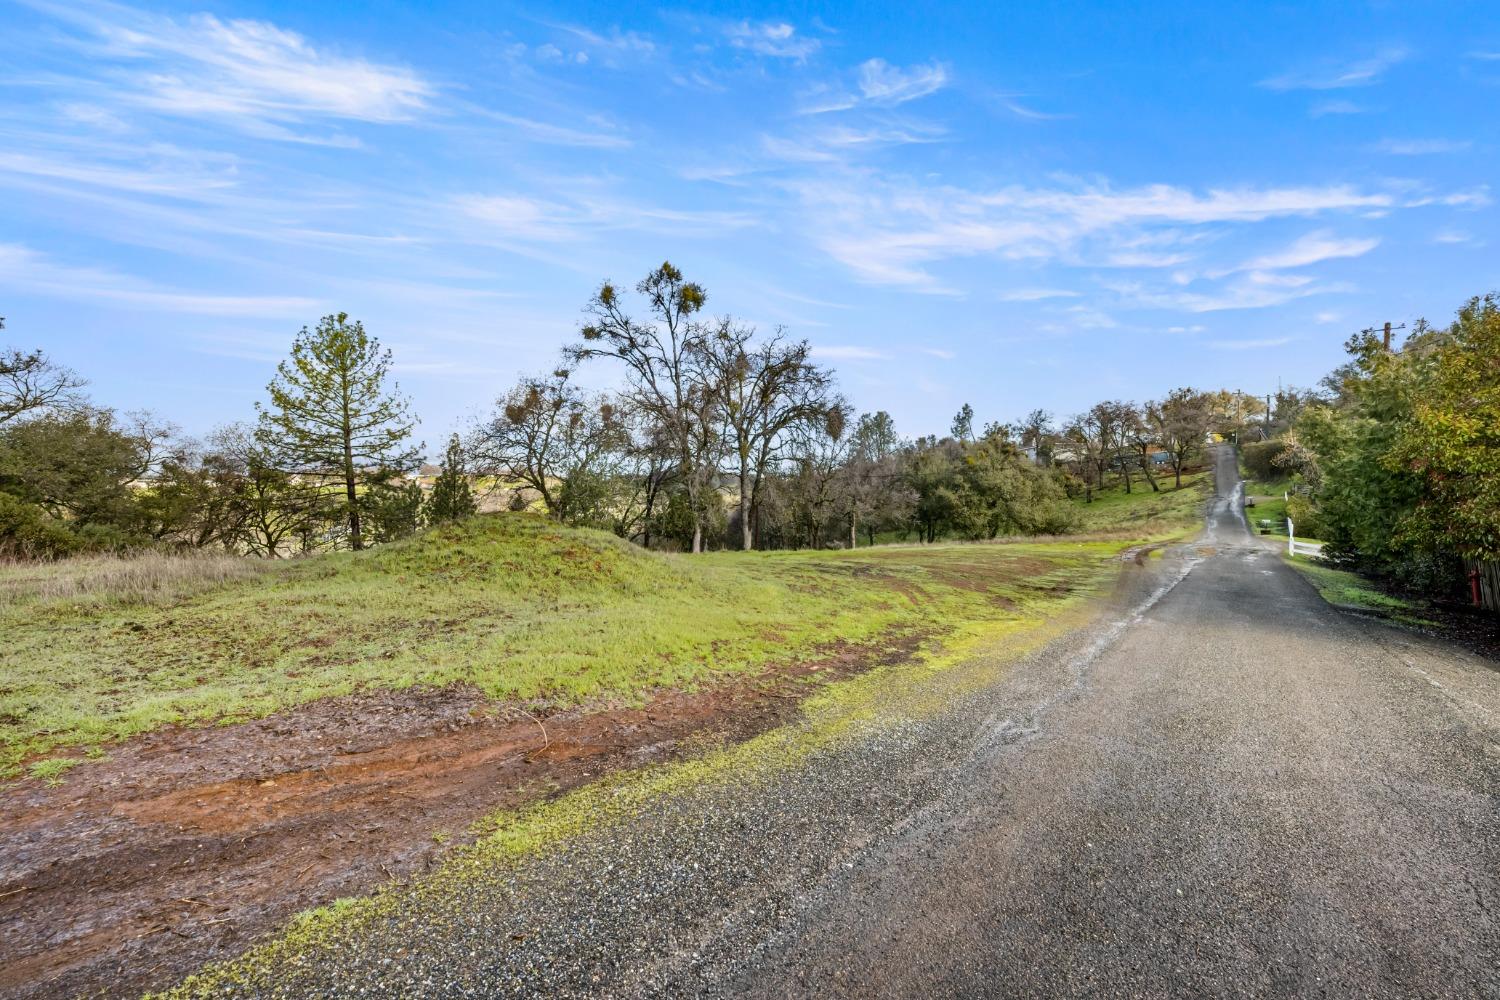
xmin=1287 ymin=518 xmax=1295 ymax=557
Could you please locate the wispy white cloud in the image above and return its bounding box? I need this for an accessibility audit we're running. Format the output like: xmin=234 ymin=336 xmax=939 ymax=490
xmin=455 ymin=195 xmax=579 ymax=242
xmin=43 ymin=3 xmax=433 ymax=137
xmin=1208 ymin=336 xmax=1294 ymax=350
xmin=1103 ymin=250 xmax=1194 ymax=268
xmin=857 ymin=59 xmax=950 ymax=104
xmin=811 ymin=344 xmax=890 ymax=361
xmin=794 ymin=82 xmax=859 ymax=115
xmin=0 ymin=242 xmax=317 ymax=315
xmin=1003 ymin=100 xmax=1068 ymax=121
xmin=454 ymin=190 xmax=758 ymax=245
xmin=1309 ymin=98 xmax=1366 ymax=117
xmin=921 ymin=347 xmax=956 ymax=359
xmin=1404 ymin=187 xmax=1492 ymax=208
xmin=997 ymin=288 xmax=1081 ymax=302
xmin=1063 ymin=305 xmax=1117 ymax=329
xmin=790 ymin=177 xmax=1394 ymax=292
xmin=761 ymin=120 xmax=945 ymax=164
xmin=1372 ymin=138 xmax=1473 ymax=155
xmin=1234 ymin=230 xmax=1379 ymax=271
xmin=469 ymin=108 xmax=631 ymax=148
xmin=1116 ymin=272 xmax=1344 ymax=313
xmin=725 ymin=21 xmax=820 ymax=61
xmin=550 ymin=23 xmax=656 ymax=64
xmin=0 ymin=148 xmax=238 ymax=198
xmin=1260 ymin=48 xmax=1407 ymax=91
xmin=1432 ymin=229 xmax=1482 ymax=246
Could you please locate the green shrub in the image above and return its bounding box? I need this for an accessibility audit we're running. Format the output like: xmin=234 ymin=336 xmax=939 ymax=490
xmin=1241 ymin=439 xmax=1290 ymax=482
xmin=0 ymin=492 xmax=80 ymax=559
xmin=1285 ymin=494 xmax=1324 ymax=539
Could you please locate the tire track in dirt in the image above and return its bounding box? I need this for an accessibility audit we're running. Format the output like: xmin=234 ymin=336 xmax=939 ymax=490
xmin=0 ymin=637 xmax=921 ymax=1000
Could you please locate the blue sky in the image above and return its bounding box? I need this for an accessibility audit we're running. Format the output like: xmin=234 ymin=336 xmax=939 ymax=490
xmin=3 ymin=0 xmax=1497 ymax=443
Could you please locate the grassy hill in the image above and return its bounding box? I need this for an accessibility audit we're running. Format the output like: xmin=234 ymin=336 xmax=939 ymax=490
xmin=1 ymin=514 xmax=1186 ymax=780
xmin=1070 ymin=470 xmax=1212 ymax=534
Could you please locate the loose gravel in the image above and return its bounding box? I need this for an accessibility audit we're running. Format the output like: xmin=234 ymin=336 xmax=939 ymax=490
xmin=168 ymin=448 xmax=1500 ymax=999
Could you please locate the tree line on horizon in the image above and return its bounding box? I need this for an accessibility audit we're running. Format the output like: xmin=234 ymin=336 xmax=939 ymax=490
xmin=2 ymin=262 xmax=1297 ymax=560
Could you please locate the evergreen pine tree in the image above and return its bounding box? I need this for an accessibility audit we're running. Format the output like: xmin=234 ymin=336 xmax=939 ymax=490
xmin=426 ymin=434 xmax=476 ymax=523
xmin=256 ymin=313 xmax=419 ymax=550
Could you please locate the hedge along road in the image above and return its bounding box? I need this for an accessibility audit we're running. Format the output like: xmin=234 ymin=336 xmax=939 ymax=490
xmin=165 ymin=446 xmax=1500 ymax=999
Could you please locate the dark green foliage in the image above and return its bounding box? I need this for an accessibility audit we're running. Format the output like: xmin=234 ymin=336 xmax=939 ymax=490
xmin=425 ymin=435 xmax=476 ymax=524
xmin=1391 ymin=295 xmax=1500 ymax=561
xmin=951 ymin=403 xmax=974 ymax=443
xmin=0 ymin=408 xmax=168 ymax=546
xmin=256 ymin=313 xmax=419 ymax=551
xmin=0 ymin=492 xmax=80 ymax=558
xmin=366 ymin=480 xmax=425 ymax=544
xmin=1241 ymin=440 xmax=1291 ymax=483
xmin=1284 ymin=299 xmax=1500 ymax=594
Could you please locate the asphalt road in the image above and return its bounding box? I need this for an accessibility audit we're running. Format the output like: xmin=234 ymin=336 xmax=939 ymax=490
xmin=223 ymin=446 xmax=1500 ymax=999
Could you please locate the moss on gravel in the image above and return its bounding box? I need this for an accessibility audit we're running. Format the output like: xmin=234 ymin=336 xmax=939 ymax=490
xmin=154 ymin=569 xmax=1113 ymax=999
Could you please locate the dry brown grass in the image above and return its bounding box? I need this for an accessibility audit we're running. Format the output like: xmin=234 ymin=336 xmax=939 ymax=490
xmin=0 ymin=550 xmax=267 ymax=610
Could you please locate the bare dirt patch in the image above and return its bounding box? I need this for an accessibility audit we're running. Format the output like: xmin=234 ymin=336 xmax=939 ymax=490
xmin=0 ymin=638 xmax=920 ymax=1000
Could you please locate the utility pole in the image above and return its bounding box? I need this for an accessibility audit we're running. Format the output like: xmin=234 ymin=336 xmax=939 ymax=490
xmin=1361 ymin=321 xmax=1406 ymax=351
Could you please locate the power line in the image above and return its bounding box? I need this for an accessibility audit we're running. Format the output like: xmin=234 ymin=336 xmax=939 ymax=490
xmin=1360 ymin=321 xmax=1406 ymax=351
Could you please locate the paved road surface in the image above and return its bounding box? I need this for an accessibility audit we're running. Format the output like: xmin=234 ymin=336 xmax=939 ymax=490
xmin=227 ymin=447 xmax=1500 ymax=999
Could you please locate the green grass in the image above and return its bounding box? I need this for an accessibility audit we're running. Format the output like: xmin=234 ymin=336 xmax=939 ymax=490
xmin=1246 ymin=493 xmax=1289 ymax=533
xmin=1285 ymin=554 xmax=1436 ymax=626
xmin=143 ymin=494 xmax=1216 ymax=997
xmin=1242 ymin=483 xmax=1324 ymax=545
xmin=160 ymin=552 xmax=1116 ymax=1000
xmin=2 ymin=513 xmax=1149 ymax=779
xmin=1070 ymin=469 xmax=1212 ymax=533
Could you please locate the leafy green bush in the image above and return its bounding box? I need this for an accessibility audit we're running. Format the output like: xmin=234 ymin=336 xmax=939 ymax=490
xmin=0 ymin=492 xmax=81 ymax=559
xmin=1241 ymin=439 xmax=1290 ymax=482
xmin=1284 ymin=494 xmax=1324 ymax=539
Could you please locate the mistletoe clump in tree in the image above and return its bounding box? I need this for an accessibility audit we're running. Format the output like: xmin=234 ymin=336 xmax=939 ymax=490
xmin=256 ymin=313 xmax=420 ymax=551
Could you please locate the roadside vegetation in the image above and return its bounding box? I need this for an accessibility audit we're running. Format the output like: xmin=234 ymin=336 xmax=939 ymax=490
xmin=2 ymin=513 xmax=1162 ymax=780
xmin=3 ymin=259 xmax=1241 ymax=783
xmin=2 ymin=467 xmax=1208 ymax=780
xmin=0 ymin=550 xmax=266 ymax=611
xmin=4 ymin=262 xmax=1246 ymax=565
xmin=1239 ymin=294 xmax=1500 ymax=601
xmin=1069 ymin=470 xmax=1210 ymax=534
xmin=1285 ymin=554 xmax=1436 ymax=628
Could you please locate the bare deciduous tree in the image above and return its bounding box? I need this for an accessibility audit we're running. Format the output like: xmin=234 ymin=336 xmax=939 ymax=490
xmin=473 ymin=369 xmax=628 ymax=525
xmin=566 ymin=262 xmax=722 ymax=552
xmin=700 ymin=324 xmax=837 ymax=549
xmin=1 ymin=347 xmax=85 ymax=424
xmin=1147 ymin=388 xmax=1214 ymax=489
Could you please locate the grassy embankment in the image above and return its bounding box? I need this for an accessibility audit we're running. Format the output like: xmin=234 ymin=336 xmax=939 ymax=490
xmin=1238 ymin=455 xmax=1430 ymax=626
xmin=0 ymin=473 xmax=1212 ymax=785
xmin=156 ymin=477 xmax=1213 ymax=998
xmin=1071 ymin=470 xmax=1210 ymax=534
xmin=1284 ymin=554 xmax=1437 ymax=627
xmin=1236 ymin=460 xmax=1315 ymax=543
xmin=2 ymin=474 xmax=1210 ymax=783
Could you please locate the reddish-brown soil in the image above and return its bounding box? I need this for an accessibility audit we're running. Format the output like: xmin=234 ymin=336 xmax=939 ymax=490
xmin=0 ymin=639 xmax=919 ymax=1000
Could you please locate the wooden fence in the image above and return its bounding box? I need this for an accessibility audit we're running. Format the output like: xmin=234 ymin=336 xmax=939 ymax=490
xmin=1466 ymin=560 xmax=1500 ymax=613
